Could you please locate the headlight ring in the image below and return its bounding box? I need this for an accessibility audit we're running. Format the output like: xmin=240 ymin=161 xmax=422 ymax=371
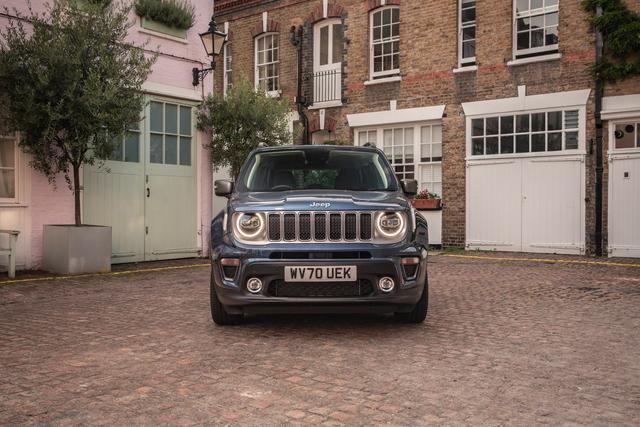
xmin=376 ymin=212 xmax=405 ymax=238
xmin=235 ymin=213 xmax=264 ymax=239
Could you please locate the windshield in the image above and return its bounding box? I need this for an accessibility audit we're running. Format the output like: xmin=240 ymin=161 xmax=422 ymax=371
xmin=238 ymin=149 xmax=397 ymax=192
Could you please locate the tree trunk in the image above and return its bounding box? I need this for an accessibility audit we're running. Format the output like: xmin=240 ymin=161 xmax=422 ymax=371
xmin=73 ymin=163 xmax=82 ymax=226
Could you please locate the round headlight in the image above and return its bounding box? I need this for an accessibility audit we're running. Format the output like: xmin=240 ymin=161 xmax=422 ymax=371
xmin=236 ymin=213 xmax=263 ymax=238
xmin=377 ymin=212 xmax=404 ymax=238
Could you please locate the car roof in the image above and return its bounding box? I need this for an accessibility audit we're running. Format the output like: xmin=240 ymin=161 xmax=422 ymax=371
xmin=251 ymin=144 xmax=380 ymax=154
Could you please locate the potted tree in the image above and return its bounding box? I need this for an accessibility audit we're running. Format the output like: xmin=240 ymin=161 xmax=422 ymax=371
xmin=411 ymin=189 xmax=442 ymax=210
xmin=0 ymin=0 xmax=155 ymax=274
xmin=197 ymin=78 xmax=292 ymax=178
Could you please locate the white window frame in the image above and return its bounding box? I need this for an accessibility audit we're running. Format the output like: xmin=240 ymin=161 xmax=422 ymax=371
xmin=223 ymin=41 xmax=232 ymax=97
xmin=513 ymin=0 xmax=559 ymax=59
xmin=355 ymin=121 xmax=442 ymax=197
xmin=458 ymin=0 xmax=476 ymax=67
xmin=0 ymin=134 xmax=18 ymax=204
xmin=254 ymin=32 xmax=280 ymax=97
xmin=609 ymin=119 xmax=640 ymax=154
xmin=465 ymin=106 xmax=586 ymax=160
xmin=369 ymin=6 xmax=400 ymax=81
xmin=312 ymin=19 xmax=343 ymax=107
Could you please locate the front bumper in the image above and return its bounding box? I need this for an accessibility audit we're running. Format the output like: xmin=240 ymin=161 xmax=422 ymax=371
xmin=211 ymin=242 xmax=428 ymax=315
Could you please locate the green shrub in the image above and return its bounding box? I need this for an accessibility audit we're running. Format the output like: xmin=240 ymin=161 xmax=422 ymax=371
xmin=135 ymin=0 xmax=195 ymax=30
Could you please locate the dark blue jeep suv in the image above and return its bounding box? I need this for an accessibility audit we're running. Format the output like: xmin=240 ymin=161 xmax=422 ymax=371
xmin=210 ymin=145 xmax=429 ymax=325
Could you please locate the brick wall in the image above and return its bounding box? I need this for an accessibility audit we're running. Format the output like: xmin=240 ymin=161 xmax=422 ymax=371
xmin=214 ymin=0 xmax=640 ymax=253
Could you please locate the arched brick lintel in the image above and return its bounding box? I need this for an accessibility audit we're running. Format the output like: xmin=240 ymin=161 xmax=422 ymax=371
xmin=306 ymin=2 xmax=346 ymax=25
xmin=251 ymin=19 xmax=280 ymax=38
xmin=366 ymin=0 xmax=400 ymax=12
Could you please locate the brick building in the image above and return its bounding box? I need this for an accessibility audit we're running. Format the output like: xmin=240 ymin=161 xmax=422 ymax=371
xmin=212 ymin=0 xmax=640 ymax=257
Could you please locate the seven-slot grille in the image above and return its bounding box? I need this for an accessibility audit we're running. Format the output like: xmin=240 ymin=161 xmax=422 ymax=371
xmin=267 ymin=212 xmax=373 ymax=242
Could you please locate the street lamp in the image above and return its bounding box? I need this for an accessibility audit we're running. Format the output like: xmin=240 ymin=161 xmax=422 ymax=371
xmin=192 ymin=16 xmax=227 ymax=86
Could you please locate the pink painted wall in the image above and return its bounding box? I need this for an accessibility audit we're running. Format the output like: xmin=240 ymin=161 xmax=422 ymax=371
xmin=1 ymin=0 xmax=216 ymax=265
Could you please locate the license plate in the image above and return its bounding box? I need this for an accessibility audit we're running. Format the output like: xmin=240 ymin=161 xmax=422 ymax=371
xmin=284 ymin=266 xmax=357 ymax=282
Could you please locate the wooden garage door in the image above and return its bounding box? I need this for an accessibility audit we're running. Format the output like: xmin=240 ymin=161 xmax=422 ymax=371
xmin=466 ymin=156 xmax=585 ymax=254
xmin=84 ymin=96 xmax=198 ymax=263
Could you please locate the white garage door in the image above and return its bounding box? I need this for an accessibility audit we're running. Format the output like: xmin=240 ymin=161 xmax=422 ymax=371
xmin=84 ymin=96 xmax=199 ymax=263
xmin=467 ymin=156 xmax=585 ymax=254
xmin=608 ymin=120 xmax=640 ymax=258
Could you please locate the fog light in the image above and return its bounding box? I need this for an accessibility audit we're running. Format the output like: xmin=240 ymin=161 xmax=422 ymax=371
xmin=378 ymin=277 xmax=395 ymax=293
xmin=246 ymin=277 xmax=263 ymax=294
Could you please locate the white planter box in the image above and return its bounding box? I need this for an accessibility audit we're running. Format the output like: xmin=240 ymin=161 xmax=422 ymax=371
xmin=42 ymin=225 xmax=112 ymax=274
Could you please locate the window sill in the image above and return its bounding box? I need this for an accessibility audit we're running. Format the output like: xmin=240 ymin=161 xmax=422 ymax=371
xmin=308 ymin=101 xmax=343 ymax=110
xmin=507 ymin=53 xmax=562 ymax=67
xmin=0 ymin=202 xmax=28 ymax=208
xmin=138 ymin=27 xmax=189 ymax=45
xmin=453 ymin=65 xmax=478 ymax=74
xmin=364 ymin=75 xmax=402 ymax=86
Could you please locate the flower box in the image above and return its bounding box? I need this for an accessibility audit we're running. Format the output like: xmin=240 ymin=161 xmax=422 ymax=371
xmin=411 ymin=198 xmax=442 ymax=210
xmin=141 ymin=17 xmax=187 ymax=39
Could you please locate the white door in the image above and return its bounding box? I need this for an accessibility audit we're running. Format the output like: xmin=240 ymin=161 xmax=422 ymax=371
xmin=145 ymin=99 xmax=198 ymax=261
xmin=313 ymin=19 xmax=342 ymax=105
xmin=84 ymin=123 xmax=145 ymax=263
xmin=608 ymin=120 xmax=640 ymax=258
xmin=466 ymin=159 xmax=522 ymax=251
xmin=467 ymin=156 xmax=584 ymax=254
xmin=84 ymin=97 xmax=199 ymax=263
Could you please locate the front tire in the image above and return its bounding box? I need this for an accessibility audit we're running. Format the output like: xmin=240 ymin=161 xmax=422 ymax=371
xmin=395 ymin=279 xmax=428 ymax=324
xmin=210 ymin=272 xmax=243 ymax=326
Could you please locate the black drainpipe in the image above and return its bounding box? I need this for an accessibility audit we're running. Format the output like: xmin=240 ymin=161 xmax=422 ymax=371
xmin=289 ymin=25 xmax=310 ymax=145
xmin=594 ymin=5 xmax=604 ymax=256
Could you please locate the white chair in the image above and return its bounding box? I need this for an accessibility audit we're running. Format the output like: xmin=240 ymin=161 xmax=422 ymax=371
xmin=0 ymin=230 xmax=19 ymax=279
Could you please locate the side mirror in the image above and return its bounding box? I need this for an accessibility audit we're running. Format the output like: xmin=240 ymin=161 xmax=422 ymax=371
xmin=401 ymin=179 xmax=418 ymax=197
xmin=214 ymin=180 xmax=234 ymax=197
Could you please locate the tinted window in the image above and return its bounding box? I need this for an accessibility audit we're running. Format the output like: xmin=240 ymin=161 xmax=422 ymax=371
xmin=239 ymin=149 xmax=397 ymax=192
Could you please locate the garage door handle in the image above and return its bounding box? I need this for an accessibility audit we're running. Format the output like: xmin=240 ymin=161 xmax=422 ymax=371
xmin=147 ymin=188 xmax=150 ymax=198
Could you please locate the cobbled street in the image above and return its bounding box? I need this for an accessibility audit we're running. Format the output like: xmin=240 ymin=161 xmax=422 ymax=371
xmin=1 ymin=254 xmax=639 ymax=426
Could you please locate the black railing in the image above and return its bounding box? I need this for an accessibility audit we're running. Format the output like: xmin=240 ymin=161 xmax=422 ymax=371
xmin=309 ymin=69 xmax=342 ymax=105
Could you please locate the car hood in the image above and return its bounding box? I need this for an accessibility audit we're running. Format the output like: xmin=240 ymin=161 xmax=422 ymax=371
xmin=230 ymin=190 xmax=410 ymax=212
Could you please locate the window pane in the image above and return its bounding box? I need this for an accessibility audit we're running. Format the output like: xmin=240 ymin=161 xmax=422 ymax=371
xmin=432 ymin=143 xmax=442 ymax=160
xmin=373 ymin=10 xmax=381 ymax=27
xmin=461 ymin=7 xmax=475 ymax=23
xmin=432 ymin=125 xmax=442 ymax=142
xmin=548 ymin=132 xmax=562 ymax=151
xmin=516 ymin=114 xmax=529 ymax=133
xmin=384 ymin=129 xmax=393 ymax=159
xmin=165 ymin=103 xmax=177 ymax=134
xmin=0 ymin=169 xmax=15 ymax=198
xmin=0 ymin=140 xmax=15 ymax=168
xmin=332 ymin=24 xmax=343 ymax=64
xmin=180 ymin=137 xmax=191 ymax=166
xmin=320 ymin=25 xmax=329 ymax=66
xmin=531 ymin=0 xmax=543 ymax=9
xmin=392 ymin=7 xmax=399 ymax=23
xmin=531 ymin=133 xmax=545 ymax=151
xmin=486 ymin=137 xmax=499 ymax=154
xmin=109 ymin=137 xmax=123 ymax=161
xmin=516 ymin=134 xmax=529 ymax=153
xmin=124 ymin=132 xmax=139 ymax=163
xmin=565 ymin=110 xmax=579 ymax=129
xmin=486 ymin=117 xmax=499 ymax=135
xmin=462 ymin=26 xmax=475 ymax=41
xmin=501 ymin=136 xmax=514 ymax=153
xmin=180 ymin=106 xmax=192 ymax=135
xmin=637 ymin=123 xmax=640 ymax=148
xmin=517 ymin=17 xmax=529 ymax=32
xmin=165 ymin=135 xmax=177 ymax=165
xmin=501 ymin=116 xmax=514 ymax=134
xmin=545 ymin=27 xmax=558 ymax=46
xmin=150 ymin=102 xmax=163 ymax=133
xmin=531 ymin=15 xmax=544 ymax=30
xmin=516 ymin=0 xmax=528 ymax=13
xmin=517 ymin=31 xmax=530 ymax=50
xmin=472 ymin=137 xmax=484 ymax=155
xmin=546 ymin=12 xmax=559 ymax=27
xmin=565 ymin=131 xmax=579 ymax=149
xmin=548 ymin=111 xmax=562 ymax=131
xmin=614 ymin=124 xmax=635 ymax=149
xmin=472 ymin=118 xmax=484 ymax=136
xmin=531 ymin=112 xmax=545 ymax=132
xmin=150 ymin=134 xmax=163 ymax=163
xmin=462 ymin=40 xmax=475 ymax=58
xmin=531 ymin=29 xmax=544 ymax=48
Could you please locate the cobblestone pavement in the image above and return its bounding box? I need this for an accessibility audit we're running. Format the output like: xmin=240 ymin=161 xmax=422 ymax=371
xmin=1 ymin=254 xmax=639 ymax=426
